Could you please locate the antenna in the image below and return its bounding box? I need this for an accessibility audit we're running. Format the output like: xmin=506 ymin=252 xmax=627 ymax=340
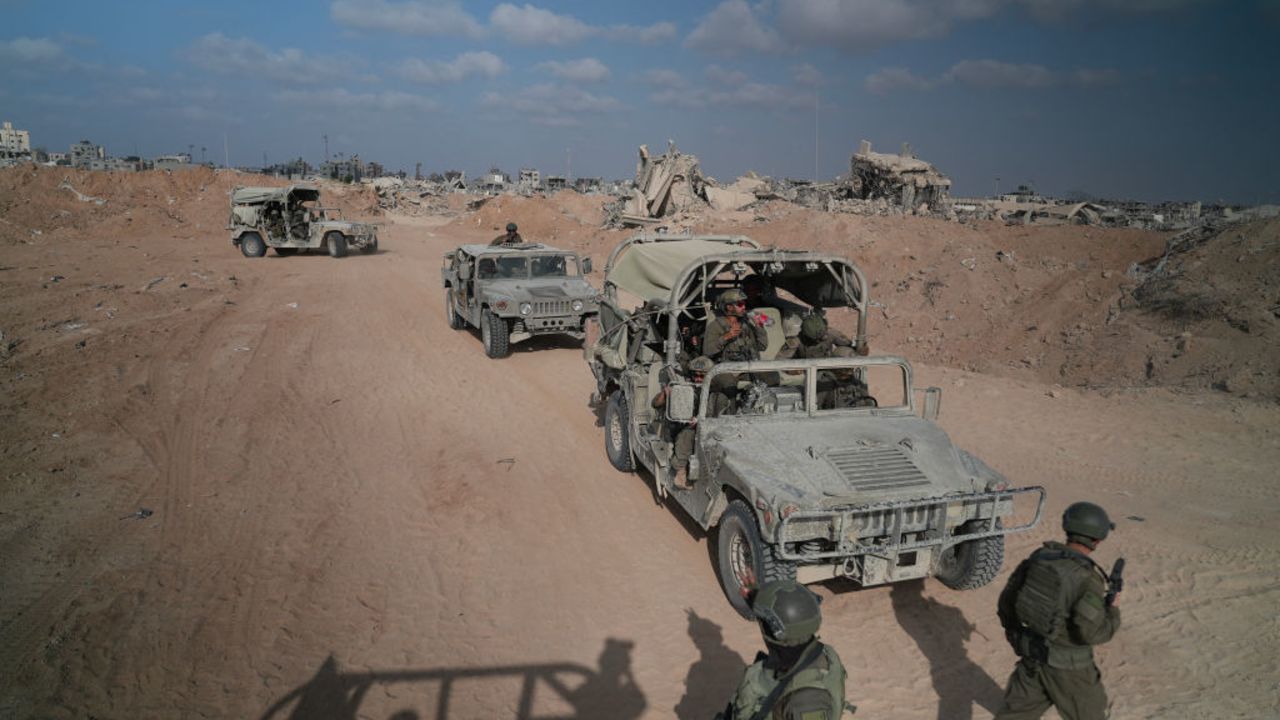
xmin=566 ymin=146 xmax=572 ymax=182
xmin=814 ymin=89 xmax=819 ymax=182
xmin=323 ymin=134 xmax=329 ymax=163
xmin=223 ymin=133 xmax=228 ymax=168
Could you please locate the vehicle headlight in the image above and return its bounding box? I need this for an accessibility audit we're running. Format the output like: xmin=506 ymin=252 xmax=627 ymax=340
xmin=571 ymin=299 xmax=584 ymax=312
xmin=519 ymin=302 xmax=532 ymax=316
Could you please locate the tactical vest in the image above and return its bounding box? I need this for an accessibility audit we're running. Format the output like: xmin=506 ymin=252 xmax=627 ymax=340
xmin=732 ymin=642 xmax=847 ymax=720
xmin=1012 ymin=547 xmax=1104 ymax=669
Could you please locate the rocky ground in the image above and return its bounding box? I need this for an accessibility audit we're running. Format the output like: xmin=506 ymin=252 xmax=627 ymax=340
xmin=1 ymin=166 xmax=1277 ymax=719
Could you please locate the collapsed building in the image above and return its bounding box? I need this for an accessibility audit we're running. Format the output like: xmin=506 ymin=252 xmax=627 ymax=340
xmin=847 ymin=140 xmax=952 ymax=212
xmin=611 ymin=141 xmax=709 ymax=226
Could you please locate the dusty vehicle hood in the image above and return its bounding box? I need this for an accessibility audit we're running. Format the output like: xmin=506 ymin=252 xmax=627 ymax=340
xmin=480 ymin=277 xmax=598 ymax=301
xmin=704 ymin=413 xmax=997 ymax=507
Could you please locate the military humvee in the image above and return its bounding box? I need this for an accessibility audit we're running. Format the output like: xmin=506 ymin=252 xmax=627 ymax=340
xmin=586 ymin=234 xmax=1046 ymax=616
xmin=228 ymin=184 xmax=378 ymax=258
xmin=441 ymin=243 xmax=599 ymax=358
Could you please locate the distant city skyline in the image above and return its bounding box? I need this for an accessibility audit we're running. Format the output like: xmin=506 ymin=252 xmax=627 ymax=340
xmin=2 ymin=0 xmax=1278 ymax=203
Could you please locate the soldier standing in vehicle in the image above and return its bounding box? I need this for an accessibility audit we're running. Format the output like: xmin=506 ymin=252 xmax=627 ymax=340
xmin=778 ymin=314 xmax=851 ymax=360
xmin=651 ymin=356 xmax=718 ymax=489
xmin=716 ymin=579 xmax=850 ymax=720
xmin=994 ymin=501 xmax=1122 ymax=720
xmin=490 ymin=221 xmax=523 ymax=246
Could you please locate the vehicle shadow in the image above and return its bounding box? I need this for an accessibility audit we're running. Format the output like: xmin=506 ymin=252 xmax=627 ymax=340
xmin=263 ymin=248 xmax=385 ymax=260
xmin=674 ymin=610 xmax=747 ymax=720
xmin=890 ymin=580 xmax=1004 ymax=720
xmin=258 ymin=638 xmax=646 ymax=720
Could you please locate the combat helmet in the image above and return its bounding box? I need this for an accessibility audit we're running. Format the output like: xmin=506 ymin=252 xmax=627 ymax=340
xmin=687 ymin=355 xmax=714 ymax=374
xmin=506 ymin=222 xmax=518 ymax=232
xmin=719 ymin=288 xmax=747 ymax=308
xmin=800 ymin=314 xmax=827 ymax=342
xmin=752 ymin=580 xmax=822 ymax=647
xmin=1062 ymin=501 xmax=1114 ymax=545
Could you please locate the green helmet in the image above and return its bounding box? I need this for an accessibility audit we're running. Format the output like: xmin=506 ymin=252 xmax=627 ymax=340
xmin=800 ymin=314 xmax=827 ymax=342
xmin=1062 ymin=501 xmax=1114 ymax=541
xmin=506 ymin=222 xmax=518 ymax=232
xmin=752 ymin=580 xmax=821 ymax=647
xmin=687 ymin=355 xmax=714 ymax=373
xmin=720 ymin=288 xmax=747 ymax=307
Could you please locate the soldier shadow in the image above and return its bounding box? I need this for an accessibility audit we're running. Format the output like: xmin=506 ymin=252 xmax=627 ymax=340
xmin=674 ymin=610 xmax=748 ymax=720
xmin=890 ymin=580 xmax=1005 ymax=720
xmin=259 ymin=638 xmax=646 ymax=720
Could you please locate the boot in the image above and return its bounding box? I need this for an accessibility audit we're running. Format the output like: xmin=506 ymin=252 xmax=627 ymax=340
xmin=674 ymin=466 xmax=693 ymax=489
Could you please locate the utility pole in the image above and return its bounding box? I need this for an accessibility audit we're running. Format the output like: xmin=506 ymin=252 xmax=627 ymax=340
xmin=223 ymin=133 xmax=229 ymax=168
xmin=566 ymin=146 xmax=572 ymax=182
xmin=995 ymin=177 xmax=1000 ymax=198
xmin=188 ymin=143 xmax=194 ymax=162
xmin=814 ymin=90 xmax=819 ymax=182
xmin=323 ymin=134 xmax=329 ymax=163
xmin=201 ymin=146 xmax=206 ymax=164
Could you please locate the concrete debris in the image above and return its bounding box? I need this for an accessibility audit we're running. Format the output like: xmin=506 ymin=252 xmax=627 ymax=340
xmin=848 ymin=140 xmax=951 ymax=213
xmin=607 ymin=141 xmax=710 ymax=227
xmin=57 ymin=179 xmax=107 ymax=205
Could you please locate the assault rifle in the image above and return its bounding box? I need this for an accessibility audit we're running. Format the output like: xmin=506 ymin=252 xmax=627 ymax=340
xmin=1105 ymin=558 xmax=1126 ymax=606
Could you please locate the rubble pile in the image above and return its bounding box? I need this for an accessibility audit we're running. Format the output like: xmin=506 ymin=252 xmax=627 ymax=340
xmin=847 ymin=140 xmax=952 ymax=213
xmin=368 ymin=176 xmax=456 ymax=216
xmin=606 ymin=142 xmax=710 ymax=227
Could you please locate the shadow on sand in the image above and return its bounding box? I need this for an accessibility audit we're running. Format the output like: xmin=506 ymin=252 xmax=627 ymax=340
xmin=259 ymin=638 xmax=645 ymax=720
xmin=674 ymin=610 xmax=748 ymax=720
xmin=891 ymin=580 xmax=1005 ymax=720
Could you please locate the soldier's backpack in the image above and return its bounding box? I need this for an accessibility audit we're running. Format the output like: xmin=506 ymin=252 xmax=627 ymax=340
xmin=1013 ymin=548 xmax=1089 ymax=640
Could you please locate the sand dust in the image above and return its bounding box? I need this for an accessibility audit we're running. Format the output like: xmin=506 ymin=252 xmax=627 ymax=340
xmin=1 ymin=166 xmax=1277 ymax=718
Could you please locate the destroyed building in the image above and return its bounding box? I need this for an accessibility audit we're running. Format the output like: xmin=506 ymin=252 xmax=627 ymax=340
xmin=612 ymin=141 xmax=709 ymax=226
xmin=848 ymin=140 xmax=951 ymax=213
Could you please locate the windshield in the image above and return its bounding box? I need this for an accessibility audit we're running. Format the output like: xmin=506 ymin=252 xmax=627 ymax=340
xmin=700 ymin=360 xmax=909 ymax=418
xmin=531 ymin=254 xmax=576 ymax=278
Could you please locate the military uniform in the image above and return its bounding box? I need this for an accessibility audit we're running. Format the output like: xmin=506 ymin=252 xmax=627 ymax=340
xmin=703 ymin=314 xmax=768 ymax=362
xmin=490 ymin=231 xmax=524 ymax=246
xmin=777 ymin=329 xmax=852 ymax=360
xmin=728 ymin=639 xmax=848 ymax=720
xmin=995 ymin=541 xmax=1121 ymax=720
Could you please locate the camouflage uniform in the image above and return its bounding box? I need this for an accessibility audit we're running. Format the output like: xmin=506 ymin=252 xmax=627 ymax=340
xmin=995 ymin=541 xmax=1121 ymax=720
xmin=490 ymin=231 xmax=524 ymax=246
xmin=727 ymin=639 xmax=848 ymax=720
xmin=703 ymin=314 xmax=768 ymax=362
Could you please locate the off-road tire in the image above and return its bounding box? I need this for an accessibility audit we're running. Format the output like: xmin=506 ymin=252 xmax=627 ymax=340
xmin=481 ymin=309 xmax=510 ymax=358
xmin=604 ymin=391 xmax=635 ymax=472
xmin=361 ymin=236 xmax=378 ymax=254
xmin=717 ymin=499 xmax=796 ymax=618
xmin=936 ymin=519 xmax=1005 ymax=590
xmin=239 ymin=232 xmax=267 ymax=258
xmin=274 ymin=247 xmax=298 ymax=257
xmin=325 ymin=232 xmax=348 ymax=258
xmin=445 ymin=290 xmax=466 ymax=330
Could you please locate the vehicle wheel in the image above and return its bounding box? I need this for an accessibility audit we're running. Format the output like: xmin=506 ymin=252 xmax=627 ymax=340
xmin=325 ymin=232 xmax=348 ymax=258
xmin=361 ymin=236 xmax=379 ymax=254
xmin=274 ymin=247 xmax=298 ymax=256
xmin=604 ymin=390 xmax=635 ymax=472
xmin=239 ymin=232 xmax=267 ymax=258
xmin=445 ymin=290 xmax=465 ymax=330
xmin=717 ymin=499 xmax=796 ymax=618
xmin=936 ymin=519 xmax=1005 ymax=590
xmin=481 ymin=309 xmax=510 ymax=358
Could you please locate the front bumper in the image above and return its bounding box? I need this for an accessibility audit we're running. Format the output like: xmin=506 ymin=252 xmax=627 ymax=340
xmin=509 ymin=312 xmax=596 ymax=342
xmin=774 ymin=486 xmax=1046 ymax=562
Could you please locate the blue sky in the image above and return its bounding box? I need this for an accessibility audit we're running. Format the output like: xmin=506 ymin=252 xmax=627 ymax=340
xmin=2 ymin=0 xmax=1277 ymax=202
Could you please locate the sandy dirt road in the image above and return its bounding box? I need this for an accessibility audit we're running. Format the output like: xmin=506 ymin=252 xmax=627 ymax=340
xmin=2 ymin=213 xmax=1278 ymax=719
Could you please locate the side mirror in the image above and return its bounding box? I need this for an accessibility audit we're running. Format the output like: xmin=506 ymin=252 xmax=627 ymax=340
xmin=581 ymin=257 xmax=593 ymax=275
xmin=458 ymin=264 xmax=472 ymax=280
xmin=921 ymin=386 xmax=942 ymax=421
xmin=666 ymin=383 xmax=697 ymax=423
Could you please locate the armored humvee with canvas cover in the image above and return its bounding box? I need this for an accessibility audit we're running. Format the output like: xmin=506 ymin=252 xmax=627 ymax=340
xmin=228 ymin=184 xmax=378 ymax=258
xmin=441 ymin=243 xmax=599 ymax=358
xmin=586 ymin=233 xmax=1046 ymax=616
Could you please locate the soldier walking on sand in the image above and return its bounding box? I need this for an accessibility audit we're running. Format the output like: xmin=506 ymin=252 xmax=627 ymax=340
xmin=994 ymin=501 xmax=1123 ymax=720
xmin=716 ymin=580 xmax=851 ymax=720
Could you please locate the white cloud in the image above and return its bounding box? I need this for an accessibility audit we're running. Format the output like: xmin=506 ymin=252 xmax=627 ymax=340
xmin=400 ymin=52 xmax=506 ymax=84
xmin=278 ymin=88 xmax=439 ymax=113
xmin=490 ymin=4 xmax=593 ymax=45
xmin=482 ymin=83 xmax=620 ymax=126
xmin=649 ymin=64 xmax=813 ymax=110
xmin=865 ymin=67 xmax=935 ymax=94
xmin=604 ymin=21 xmax=679 ymax=44
xmin=706 ymin=65 xmax=749 ymax=86
xmin=944 ymin=59 xmax=1057 ymax=88
xmin=0 ymin=36 xmax=64 ymax=63
xmin=866 ymin=59 xmax=1123 ymax=93
xmin=186 ymin=33 xmax=359 ymax=83
xmin=792 ymin=63 xmax=823 ymax=87
xmin=642 ymin=69 xmax=689 ymax=89
xmin=685 ymin=0 xmax=786 ymax=55
xmin=538 ymin=58 xmax=611 ymax=83
xmin=331 ymin=0 xmax=484 ymax=38
xmin=776 ymin=0 xmax=1002 ymax=51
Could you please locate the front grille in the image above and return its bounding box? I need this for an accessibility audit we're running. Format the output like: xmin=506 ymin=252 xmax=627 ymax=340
xmin=532 ymin=300 xmax=572 ymax=315
xmin=825 ymin=445 xmax=931 ymax=492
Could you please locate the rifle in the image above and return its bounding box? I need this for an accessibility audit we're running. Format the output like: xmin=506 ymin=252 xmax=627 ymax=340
xmin=1105 ymin=558 xmax=1126 ymax=606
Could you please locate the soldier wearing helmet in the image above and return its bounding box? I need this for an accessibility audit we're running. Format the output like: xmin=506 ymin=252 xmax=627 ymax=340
xmin=817 ymin=346 xmax=876 ymax=409
xmin=778 ymin=312 xmax=852 ymax=360
xmin=716 ymin=580 xmax=850 ymax=720
xmin=490 ymin=221 xmax=524 ymax=246
xmin=651 ymin=356 xmax=723 ymax=489
xmin=703 ymin=288 xmax=769 ymax=363
xmin=994 ymin=501 xmax=1122 ymax=720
